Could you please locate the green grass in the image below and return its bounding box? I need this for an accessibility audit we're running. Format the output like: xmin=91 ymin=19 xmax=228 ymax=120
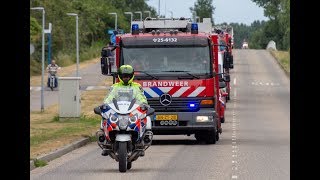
xmin=269 ymin=50 xmax=290 ymax=75
xmin=30 ymin=116 xmax=100 ymax=147
xmin=34 ymin=159 xmax=48 ymax=167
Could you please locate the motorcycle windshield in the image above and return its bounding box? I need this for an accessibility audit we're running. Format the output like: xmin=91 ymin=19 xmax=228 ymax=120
xmin=111 ymin=88 xmax=138 ymax=113
xmin=114 ymin=88 xmax=134 ymax=102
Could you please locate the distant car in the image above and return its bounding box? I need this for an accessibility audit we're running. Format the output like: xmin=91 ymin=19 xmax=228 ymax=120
xmin=242 ymin=42 xmax=249 ymax=49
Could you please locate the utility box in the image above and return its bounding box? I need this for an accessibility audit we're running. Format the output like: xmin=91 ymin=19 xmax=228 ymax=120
xmin=58 ymin=77 xmax=82 ymax=117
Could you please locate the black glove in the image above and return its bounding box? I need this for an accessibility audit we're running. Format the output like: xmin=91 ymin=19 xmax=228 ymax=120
xmin=141 ymin=104 xmax=150 ymax=111
xmin=100 ymin=104 xmax=108 ymax=110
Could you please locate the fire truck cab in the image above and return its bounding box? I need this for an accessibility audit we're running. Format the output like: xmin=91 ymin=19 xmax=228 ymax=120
xmin=101 ymin=17 xmax=223 ymax=144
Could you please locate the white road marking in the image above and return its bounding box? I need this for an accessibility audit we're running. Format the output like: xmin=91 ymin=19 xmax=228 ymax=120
xmin=86 ymin=86 xmax=108 ymax=90
xmin=231 ymin=86 xmax=238 ymax=179
xmin=233 ymin=78 xmax=236 ymax=85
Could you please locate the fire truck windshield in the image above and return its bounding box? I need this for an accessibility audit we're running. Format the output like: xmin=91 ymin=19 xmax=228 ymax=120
xmin=121 ymin=46 xmax=211 ymax=74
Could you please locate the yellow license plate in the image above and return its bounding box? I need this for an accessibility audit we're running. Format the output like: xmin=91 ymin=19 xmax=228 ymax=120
xmin=156 ymin=115 xmax=178 ymax=120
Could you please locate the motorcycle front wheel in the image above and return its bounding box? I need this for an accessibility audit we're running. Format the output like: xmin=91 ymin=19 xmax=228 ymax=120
xmin=118 ymin=142 xmax=128 ymax=172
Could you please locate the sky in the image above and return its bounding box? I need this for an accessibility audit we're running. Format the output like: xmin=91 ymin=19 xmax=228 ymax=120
xmin=146 ymin=0 xmax=269 ymax=25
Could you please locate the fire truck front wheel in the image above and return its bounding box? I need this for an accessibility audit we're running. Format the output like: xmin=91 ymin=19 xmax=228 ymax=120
xmin=195 ymin=127 xmax=217 ymax=144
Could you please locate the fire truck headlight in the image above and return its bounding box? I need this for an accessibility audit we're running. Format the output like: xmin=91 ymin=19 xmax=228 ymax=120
xmin=196 ymin=116 xmax=213 ymax=122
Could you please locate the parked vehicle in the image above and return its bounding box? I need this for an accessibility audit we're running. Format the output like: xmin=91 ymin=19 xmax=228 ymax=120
xmin=94 ymin=88 xmax=155 ymax=172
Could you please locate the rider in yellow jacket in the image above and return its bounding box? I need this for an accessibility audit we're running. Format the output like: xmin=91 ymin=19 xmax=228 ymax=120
xmin=100 ymin=65 xmax=150 ymax=156
xmin=103 ymin=65 xmax=148 ymax=105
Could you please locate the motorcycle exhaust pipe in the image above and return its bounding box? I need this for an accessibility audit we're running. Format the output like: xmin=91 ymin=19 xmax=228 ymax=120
xmin=106 ymin=150 xmax=118 ymax=161
xmin=128 ymin=151 xmax=142 ymax=162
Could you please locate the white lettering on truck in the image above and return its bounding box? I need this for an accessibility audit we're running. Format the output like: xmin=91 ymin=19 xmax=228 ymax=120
xmin=142 ymin=81 xmax=189 ymax=87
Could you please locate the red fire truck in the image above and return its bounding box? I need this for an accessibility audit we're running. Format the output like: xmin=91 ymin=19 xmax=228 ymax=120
xmin=101 ymin=18 xmax=230 ymax=144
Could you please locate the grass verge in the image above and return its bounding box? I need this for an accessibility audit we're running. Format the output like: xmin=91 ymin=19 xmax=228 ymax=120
xmin=30 ymin=88 xmax=109 ymax=159
xmin=269 ymin=50 xmax=290 ymax=76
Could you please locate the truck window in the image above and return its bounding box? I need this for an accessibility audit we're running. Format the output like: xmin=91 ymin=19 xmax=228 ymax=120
xmin=121 ymin=46 xmax=211 ymax=74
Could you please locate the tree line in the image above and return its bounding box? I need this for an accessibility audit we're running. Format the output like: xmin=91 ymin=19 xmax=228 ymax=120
xmin=30 ymin=0 xmax=157 ymax=75
xmin=30 ymin=0 xmax=289 ymax=75
xmin=190 ymin=0 xmax=290 ymax=50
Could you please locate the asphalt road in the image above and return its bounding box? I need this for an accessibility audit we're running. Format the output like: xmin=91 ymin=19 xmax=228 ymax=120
xmin=30 ymin=49 xmax=290 ymax=180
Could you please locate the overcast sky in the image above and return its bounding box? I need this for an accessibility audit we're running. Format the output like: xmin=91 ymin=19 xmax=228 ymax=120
xmin=146 ymin=0 xmax=269 ymax=25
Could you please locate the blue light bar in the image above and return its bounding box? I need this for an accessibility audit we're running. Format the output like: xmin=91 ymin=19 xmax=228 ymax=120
xmin=191 ymin=23 xmax=198 ymax=34
xmin=132 ymin=24 xmax=139 ymax=35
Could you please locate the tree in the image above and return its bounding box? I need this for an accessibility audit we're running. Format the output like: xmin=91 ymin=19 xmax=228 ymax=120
xmin=251 ymin=0 xmax=290 ymax=50
xmin=190 ymin=0 xmax=215 ymax=24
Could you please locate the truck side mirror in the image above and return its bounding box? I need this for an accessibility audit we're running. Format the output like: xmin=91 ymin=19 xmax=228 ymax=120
xmin=219 ymin=81 xmax=226 ymax=88
xmin=100 ymin=57 xmax=109 ymax=75
xmin=230 ymin=55 xmax=234 ymax=69
xmin=224 ymin=74 xmax=230 ymax=82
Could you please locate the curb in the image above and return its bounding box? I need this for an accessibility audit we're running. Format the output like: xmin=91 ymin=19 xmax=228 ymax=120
xmin=30 ymin=137 xmax=91 ymax=171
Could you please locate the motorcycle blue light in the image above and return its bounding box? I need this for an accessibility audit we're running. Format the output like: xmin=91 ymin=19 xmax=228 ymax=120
xmin=132 ymin=24 xmax=139 ymax=35
xmin=191 ymin=23 xmax=198 ymax=34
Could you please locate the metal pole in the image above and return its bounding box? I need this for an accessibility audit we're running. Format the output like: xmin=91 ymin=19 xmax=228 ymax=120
xmin=124 ymin=12 xmax=133 ymax=32
xmin=134 ymin=12 xmax=142 ymax=21
xmin=144 ymin=11 xmax=151 ymax=18
xmin=48 ymin=33 xmax=51 ymax=64
xmin=76 ymin=15 xmax=79 ymax=77
xmin=115 ymin=14 xmax=117 ymax=31
xmin=169 ymin=11 xmax=173 ymax=19
xmin=41 ymin=9 xmax=45 ymax=112
xmin=158 ymin=0 xmax=160 ymax=16
xmin=67 ymin=13 xmax=80 ymax=77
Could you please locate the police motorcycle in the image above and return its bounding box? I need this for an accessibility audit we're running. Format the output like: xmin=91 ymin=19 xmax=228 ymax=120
xmin=94 ymin=88 xmax=155 ymax=172
xmin=47 ymin=69 xmax=58 ymax=91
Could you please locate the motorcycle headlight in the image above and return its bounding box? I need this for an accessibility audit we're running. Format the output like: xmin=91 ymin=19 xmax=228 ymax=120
xmin=118 ymin=116 xmax=129 ymax=130
xmin=129 ymin=114 xmax=138 ymax=123
xmin=109 ymin=114 xmax=118 ymax=123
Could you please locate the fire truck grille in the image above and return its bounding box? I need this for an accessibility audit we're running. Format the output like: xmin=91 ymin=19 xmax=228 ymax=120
xmin=147 ymin=98 xmax=201 ymax=112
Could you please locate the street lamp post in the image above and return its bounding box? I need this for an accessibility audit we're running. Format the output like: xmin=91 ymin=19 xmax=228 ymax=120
xmin=134 ymin=11 xmax=142 ymax=21
xmin=108 ymin=12 xmax=118 ymax=31
xmin=144 ymin=11 xmax=151 ymax=18
xmin=124 ymin=12 xmax=133 ymax=32
xmin=158 ymin=0 xmax=161 ymax=17
xmin=67 ymin=13 xmax=79 ymax=77
xmin=168 ymin=11 xmax=173 ymax=19
xmin=31 ymin=7 xmax=45 ymax=112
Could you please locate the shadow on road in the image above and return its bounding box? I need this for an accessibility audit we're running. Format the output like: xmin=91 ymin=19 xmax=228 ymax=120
xmin=151 ymin=139 xmax=209 ymax=146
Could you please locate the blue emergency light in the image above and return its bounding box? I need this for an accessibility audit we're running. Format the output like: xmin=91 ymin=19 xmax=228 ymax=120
xmin=189 ymin=103 xmax=196 ymax=108
xmin=191 ymin=23 xmax=198 ymax=34
xmin=132 ymin=24 xmax=139 ymax=35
